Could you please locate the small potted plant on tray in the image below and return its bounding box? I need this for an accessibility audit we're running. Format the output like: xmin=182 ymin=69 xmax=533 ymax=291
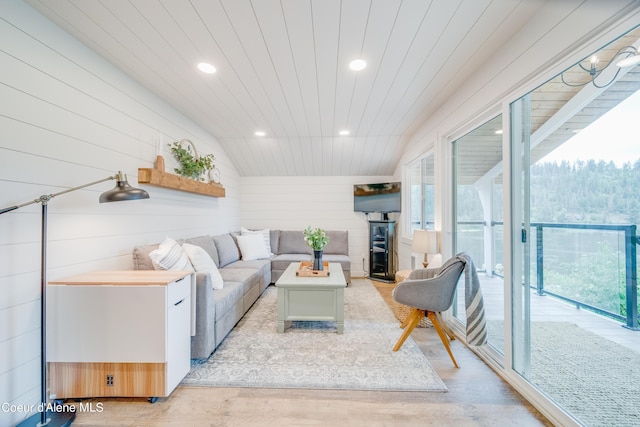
xmin=304 ymin=226 xmax=329 ymax=271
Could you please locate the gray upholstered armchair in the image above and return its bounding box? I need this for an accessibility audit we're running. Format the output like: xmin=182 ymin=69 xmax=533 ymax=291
xmin=391 ymin=256 xmax=465 ymax=368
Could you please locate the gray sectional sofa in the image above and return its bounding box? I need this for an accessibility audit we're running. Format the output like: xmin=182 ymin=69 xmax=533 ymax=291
xmin=132 ymin=229 xmax=350 ymax=359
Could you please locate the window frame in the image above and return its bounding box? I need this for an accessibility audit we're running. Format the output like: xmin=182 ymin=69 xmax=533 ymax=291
xmin=404 ymin=151 xmax=435 ymax=239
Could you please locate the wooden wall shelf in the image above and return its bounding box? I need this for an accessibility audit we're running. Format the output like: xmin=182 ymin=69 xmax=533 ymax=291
xmin=138 ymin=168 xmax=225 ymax=198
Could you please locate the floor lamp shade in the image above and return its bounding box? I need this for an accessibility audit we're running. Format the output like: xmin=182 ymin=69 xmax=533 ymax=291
xmin=1 ymin=171 xmax=149 ymax=427
xmin=99 ymin=172 xmax=150 ymax=202
xmin=412 ymin=229 xmax=439 ymax=268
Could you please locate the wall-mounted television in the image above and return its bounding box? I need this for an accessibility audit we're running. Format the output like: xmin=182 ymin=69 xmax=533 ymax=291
xmin=353 ymin=182 xmax=401 ymax=214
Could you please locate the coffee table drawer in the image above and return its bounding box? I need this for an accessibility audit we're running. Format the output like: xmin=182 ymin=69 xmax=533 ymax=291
xmin=284 ymin=288 xmax=340 ymax=319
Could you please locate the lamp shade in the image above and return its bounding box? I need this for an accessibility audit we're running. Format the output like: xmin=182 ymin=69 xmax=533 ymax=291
xmin=99 ymin=172 xmax=149 ymax=203
xmin=412 ymin=229 xmax=438 ymax=254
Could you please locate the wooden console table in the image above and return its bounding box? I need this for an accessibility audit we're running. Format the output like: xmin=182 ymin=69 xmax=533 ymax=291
xmin=47 ymin=270 xmax=193 ymax=401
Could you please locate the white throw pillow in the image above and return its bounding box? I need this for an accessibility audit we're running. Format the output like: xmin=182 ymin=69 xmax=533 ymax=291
xmin=149 ymin=237 xmax=194 ymax=272
xmin=182 ymin=243 xmax=224 ymax=290
xmin=236 ymin=233 xmax=270 ymax=260
xmin=241 ymin=227 xmax=273 ymax=255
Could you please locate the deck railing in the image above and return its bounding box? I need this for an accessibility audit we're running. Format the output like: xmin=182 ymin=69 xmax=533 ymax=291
xmin=456 ymin=221 xmax=638 ymax=330
xmin=531 ymin=222 xmax=638 ymax=330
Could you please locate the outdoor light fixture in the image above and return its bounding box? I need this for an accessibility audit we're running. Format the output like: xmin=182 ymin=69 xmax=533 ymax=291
xmin=2 ymin=172 xmax=149 ymax=427
xmin=561 ymin=45 xmax=640 ymax=88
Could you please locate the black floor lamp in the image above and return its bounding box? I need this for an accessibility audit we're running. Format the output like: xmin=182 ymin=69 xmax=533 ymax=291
xmin=1 ymin=171 xmax=149 ymax=427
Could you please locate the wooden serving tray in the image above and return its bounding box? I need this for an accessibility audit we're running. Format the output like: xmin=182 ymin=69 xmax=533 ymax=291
xmin=296 ymin=261 xmax=330 ymax=277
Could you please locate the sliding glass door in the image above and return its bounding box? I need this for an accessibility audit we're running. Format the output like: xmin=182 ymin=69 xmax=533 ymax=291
xmin=508 ymin=26 xmax=640 ymax=425
xmin=438 ymin=23 xmax=640 ymax=426
xmin=452 ymin=115 xmax=505 ymax=358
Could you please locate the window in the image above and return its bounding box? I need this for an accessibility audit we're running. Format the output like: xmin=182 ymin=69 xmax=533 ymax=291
xmin=406 ymin=153 xmax=435 ymax=237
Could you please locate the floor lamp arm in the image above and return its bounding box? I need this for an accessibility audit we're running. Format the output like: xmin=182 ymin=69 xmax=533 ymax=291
xmin=0 ymin=174 xmax=119 ymax=216
xmin=0 ymin=205 xmax=20 ymax=215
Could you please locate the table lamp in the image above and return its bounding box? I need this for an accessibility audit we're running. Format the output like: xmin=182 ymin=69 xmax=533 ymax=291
xmin=412 ymin=229 xmax=438 ymax=268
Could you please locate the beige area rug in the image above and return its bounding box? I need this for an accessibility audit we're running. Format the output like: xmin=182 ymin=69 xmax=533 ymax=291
xmin=487 ymin=321 xmax=640 ymax=427
xmin=370 ymin=280 xmax=433 ymax=328
xmin=182 ymin=279 xmax=447 ymax=392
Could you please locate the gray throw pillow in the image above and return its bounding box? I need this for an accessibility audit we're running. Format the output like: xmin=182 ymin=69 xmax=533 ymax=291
xmin=184 ymin=235 xmax=220 ymax=267
xmin=278 ymin=230 xmax=313 ymax=254
xmin=213 ymin=233 xmax=241 ymax=267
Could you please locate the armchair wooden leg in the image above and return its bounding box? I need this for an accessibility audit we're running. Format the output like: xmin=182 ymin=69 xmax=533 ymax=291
xmin=427 ymin=311 xmax=459 ymax=368
xmin=400 ymin=307 xmax=420 ymax=329
xmin=435 ymin=312 xmax=455 ymax=341
xmin=393 ymin=309 xmax=425 ymax=352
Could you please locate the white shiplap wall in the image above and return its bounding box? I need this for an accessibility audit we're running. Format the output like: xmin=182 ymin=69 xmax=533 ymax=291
xmin=0 ymin=3 xmax=239 ymax=425
xmin=240 ymin=175 xmax=399 ymax=278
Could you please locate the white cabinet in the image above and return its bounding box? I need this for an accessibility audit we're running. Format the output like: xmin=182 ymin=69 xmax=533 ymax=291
xmin=46 ymin=270 xmax=193 ymax=400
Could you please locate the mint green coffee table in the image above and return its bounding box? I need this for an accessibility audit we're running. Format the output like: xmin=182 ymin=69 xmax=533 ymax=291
xmin=275 ymin=262 xmax=347 ymax=334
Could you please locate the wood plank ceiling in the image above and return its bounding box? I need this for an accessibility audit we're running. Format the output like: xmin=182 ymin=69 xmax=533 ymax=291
xmin=26 ymin=0 xmax=550 ymax=176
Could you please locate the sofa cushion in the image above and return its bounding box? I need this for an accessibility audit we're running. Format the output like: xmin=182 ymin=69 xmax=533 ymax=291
xmin=269 ymin=230 xmax=280 ymax=255
xmin=149 ymin=237 xmax=194 ymax=272
xmin=225 ymin=259 xmax=271 ymax=292
xmin=278 ymin=230 xmax=313 ymax=255
xmin=182 ymin=243 xmax=224 ymax=289
xmin=225 ymin=258 xmax=271 ymax=277
xmin=219 ymin=267 xmax=261 ymax=294
xmin=183 ymin=235 xmax=219 ymax=267
xmin=132 ymin=243 xmax=159 ymax=270
xmin=271 ymin=254 xmax=312 ymax=272
xmin=212 ymin=282 xmax=244 ymax=321
xmin=213 ymin=233 xmax=241 ymax=267
xmin=236 ymin=234 xmax=270 ymax=260
xmin=322 ymin=254 xmax=351 ymax=271
xmin=325 ymin=230 xmax=349 ymax=255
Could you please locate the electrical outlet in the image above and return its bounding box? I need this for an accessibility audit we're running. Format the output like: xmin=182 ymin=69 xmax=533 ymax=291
xmin=106 ymin=374 xmax=114 ymax=386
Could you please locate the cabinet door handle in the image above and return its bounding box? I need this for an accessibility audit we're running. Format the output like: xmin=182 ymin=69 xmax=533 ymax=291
xmin=176 ymin=277 xmax=184 ymax=282
xmin=174 ymin=298 xmax=185 ymax=306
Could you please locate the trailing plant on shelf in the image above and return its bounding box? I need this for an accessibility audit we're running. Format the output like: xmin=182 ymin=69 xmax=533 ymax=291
xmin=303 ymin=226 xmax=329 ymax=251
xmin=169 ymin=139 xmax=215 ymax=181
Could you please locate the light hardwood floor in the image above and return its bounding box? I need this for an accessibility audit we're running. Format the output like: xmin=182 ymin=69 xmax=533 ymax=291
xmin=68 ymin=280 xmax=551 ymax=426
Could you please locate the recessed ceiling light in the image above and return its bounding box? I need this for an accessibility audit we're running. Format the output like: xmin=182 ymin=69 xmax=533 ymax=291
xmin=349 ymin=59 xmax=367 ymax=71
xmin=197 ymin=62 xmax=216 ymax=74
xmin=495 ymin=129 xmax=503 ymax=135
xmin=339 ymin=130 xmax=350 ymax=136
xmin=573 ymin=129 xmax=583 ymax=133
xmin=254 ymin=131 xmax=266 ymax=137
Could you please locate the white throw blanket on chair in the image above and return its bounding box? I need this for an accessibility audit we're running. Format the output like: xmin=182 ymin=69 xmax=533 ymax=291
xmin=457 ymin=252 xmax=487 ymax=346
